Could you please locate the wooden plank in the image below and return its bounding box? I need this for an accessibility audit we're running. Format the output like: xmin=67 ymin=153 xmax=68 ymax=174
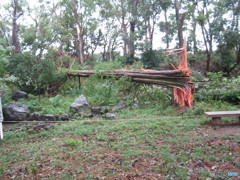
xmin=205 ymin=111 xmax=240 ymax=117
xmin=0 ymin=97 xmax=3 ymax=140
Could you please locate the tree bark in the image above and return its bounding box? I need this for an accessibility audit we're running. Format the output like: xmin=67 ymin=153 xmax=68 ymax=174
xmin=128 ymin=0 xmax=139 ymax=58
xmin=164 ymin=10 xmax=169 ymax=49
xmin=73 ymin=0 xmax=84 ymax=66
xmin=11 ymin=0 xmax=23 ymax=53
xmin=174 ymin=0 xmax=185 ymax=48
xmin=200 ymin=25 xmax=210 ymax=72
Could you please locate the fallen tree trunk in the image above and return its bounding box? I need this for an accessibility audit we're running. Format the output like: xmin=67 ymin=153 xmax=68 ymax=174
xmin=67 ymin=69 xmax=192 ymax=90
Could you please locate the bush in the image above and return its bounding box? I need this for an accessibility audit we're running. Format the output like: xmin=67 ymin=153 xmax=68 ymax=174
xmin=93 ymin=61 xmax=122 ymax=70
xmin=7 ymin=52 xmax=66 ymax=94
xmin=122 ymin=55 xmax=139 ymax=65
xmin=0 ymin=44 xmax=10 ymax=77
xmin=195 ymin=73 xmax=240 ymax=104
xmin=140 ymin=50 xmax=160 ymax=69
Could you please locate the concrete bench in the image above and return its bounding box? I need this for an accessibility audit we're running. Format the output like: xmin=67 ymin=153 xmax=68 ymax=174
xmin=204 ymin=111 xmax=240 ymax=124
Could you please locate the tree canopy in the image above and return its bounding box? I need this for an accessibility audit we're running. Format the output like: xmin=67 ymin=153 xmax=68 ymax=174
xmin=0 ymin=0 xmax=239 ymax=74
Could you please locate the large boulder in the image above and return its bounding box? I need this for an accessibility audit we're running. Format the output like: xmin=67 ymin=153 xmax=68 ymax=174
xmin=70 ymin=95 xmax=92 ymax=117
xmin=12 ymin=90 xmax=28 ymax=101
xmin=3 ymin=102 xmax=30 ymax=121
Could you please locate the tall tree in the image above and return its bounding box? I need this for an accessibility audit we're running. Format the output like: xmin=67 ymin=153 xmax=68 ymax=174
xmin=139 ymin=0 xmax=162 ymax=50
xmin=73 ymin=0 xmax=84 ymax=65
xmin=10 ymin=0 xmax=26 ymax=52
xmin=188 ymin=0 xmax=198 ymax=53
xmin=159 ymin=0 xmax=173 ymax=49
xmin=174 ymin=0 xmax=186 ymax=47
xmin=214 ymin=0 xmax=240 ymax=73
xmin=196 ymin=0 xmax=214 ymax=72
xmin=128 ymin=0 xmax=139 ymax=57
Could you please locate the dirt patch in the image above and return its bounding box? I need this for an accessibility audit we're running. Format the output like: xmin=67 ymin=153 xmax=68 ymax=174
xmin=199 ymin=126 xmax=240 ymax=137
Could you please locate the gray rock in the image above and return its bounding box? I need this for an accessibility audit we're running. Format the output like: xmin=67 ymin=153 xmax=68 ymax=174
xmin=0 ymin=90 xmax=5 ymax=97
xmin=43 ymin=123 xmax=55 ymax=130
xmin=29 ymin=112 xmax=41 ymax=121
xmin=12 ymin=90 xmax=28 ymax=101
xmin=70 ymin=95 xmax=92 ymax=117
xmin=3 ymin=102 xmax=30 ymax=121
xmin=60 ymin=113 xmax=69 ymax=121
xmin=112 ymin=103 xmax=129 ymax=112
xmin=133 ymin=103 xmax=138 ymax=108
xmin=104 ymin=113 xmax=118 ymax=119
xmin=39 ymin=114 xmax=56 ymax=121
xmin=92 ymin=106 xmax=109 ymax=114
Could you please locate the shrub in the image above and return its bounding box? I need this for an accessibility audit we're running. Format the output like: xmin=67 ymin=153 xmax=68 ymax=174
xmin=7 ymin=52 xmax=66 ymax=94
xmin=140 ymin=50 xmax=160 ymax=69
xmin=195 ymin=73 xmax=240 ymax=104
xmin=122 ymin=55 xmax=139 ymax=65
xmin=0 ymin=44 xmax=10 ymax=77
xmin=93 ymin=61 xmax=122 ymax=70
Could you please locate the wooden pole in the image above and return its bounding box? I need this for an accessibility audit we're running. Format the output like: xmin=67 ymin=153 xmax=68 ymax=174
xmin=0 ymin=97 xmax=3 ymax=140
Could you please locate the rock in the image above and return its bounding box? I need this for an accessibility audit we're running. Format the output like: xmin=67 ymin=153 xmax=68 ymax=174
xmin=70 ymin=95 xmax=92 ymax=117
xmin=112 ymin=103 xmax=129 ymax=112
xmin=3 ymin=102 xmax=30 ymax=121
xmin=29 ymin=112 xmax=41 ymax=121
xmin=12 ymin=90 xmax=28 ymax=101
xmin=39 ymin=114 xmax=56 ymax=121
xmin=60 ymin=113 xmax=69 ymax=121
xmin=133 ymin=103 xmax=138 ymax=108
xmin=0 ymin=90 xmax=6 ymax=97
xmin=104 ymin=113 xmax=118 ymax=119
xmin=92 ymin=106 xmax=109 ymax=114
xmin=43 ymin=123 xmax=55 ymax=130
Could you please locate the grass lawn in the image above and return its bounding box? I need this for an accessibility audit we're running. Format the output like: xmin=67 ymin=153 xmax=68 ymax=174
xmin=0 ymin=106 xmax=239 ymax=179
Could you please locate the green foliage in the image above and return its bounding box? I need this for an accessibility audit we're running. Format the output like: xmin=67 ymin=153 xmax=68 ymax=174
xmin=196 ymin=73 xmax=240 ymax=104
xmin=137 ymin=85 xmax=171 ymax=107
xmin=7 ymin=52 xmax=66 ymax=94
xmin=0 ymin=43 xmax=10 ymax=77
xmin=122 ymin=55 xmax=139 ymax=65
xmin=140 ymin=50 xmax=160 ymax=69
xmin=19 ymin=94 xmax=75 ymax=114
xmin=81 ymin=74 xmax=118 ymax=105
xmin=93 ymin=61 xmax=122 ymax=70
xmin=44 ymin=49 xmax=74 ymax=69
xmin=216 ymin=30 xmax=240 ymax=74
xmin=0 ymin=167 xmax=3 ymax=175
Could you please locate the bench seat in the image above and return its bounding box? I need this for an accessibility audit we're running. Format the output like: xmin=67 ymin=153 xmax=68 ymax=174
xmin=204 ymin=111 xmax=240 ymax=124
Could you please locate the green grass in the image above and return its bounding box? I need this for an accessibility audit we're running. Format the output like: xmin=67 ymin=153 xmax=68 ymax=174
xmin=1 ymin=74 xmax=239 ymax=179
xmin=1 ymin=104 xmax=239 ymax=179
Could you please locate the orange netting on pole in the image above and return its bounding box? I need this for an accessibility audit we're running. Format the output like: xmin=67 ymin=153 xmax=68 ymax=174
xmin=165 ymin=39 xmax=193 ymax=107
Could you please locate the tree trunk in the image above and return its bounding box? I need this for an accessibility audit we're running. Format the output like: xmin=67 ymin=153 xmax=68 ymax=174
xmin=148 ymin=18 xmax=155 ymax=51
xmin=230 ymin=47 xmax=240 ymax=72
xmin=73 ymin=0 xmax=84 ymax=66
xmin=11 ymin=0 xmax=23 ymax=53
xmin=174 ymin=0 xmax=185 ymax=48
xmin=128 ymin=0 xmax=139 ymax=58
xmin=192 ymin=21 xmax=197 ymax=54
xmin=164 ymin=10 xmax=169 ymax=49
xmin=120 ymin=0 xmax=127 ymax=56
xmin=200 ymin=25 xmax=211 ymax=72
